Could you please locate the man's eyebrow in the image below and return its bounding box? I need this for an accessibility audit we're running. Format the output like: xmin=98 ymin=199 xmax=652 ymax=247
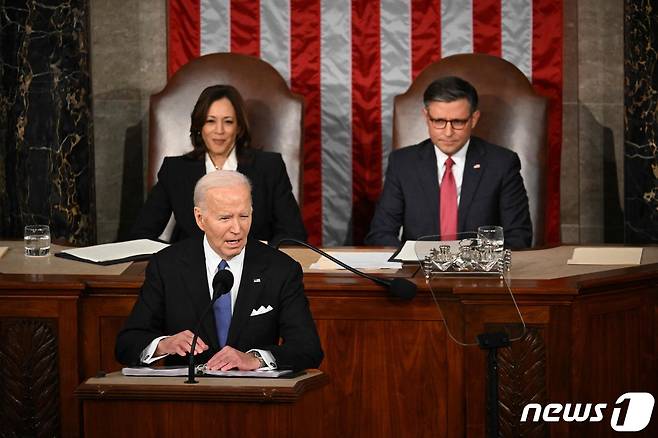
xmin=428 ymin=116 xmax=468 ymax=120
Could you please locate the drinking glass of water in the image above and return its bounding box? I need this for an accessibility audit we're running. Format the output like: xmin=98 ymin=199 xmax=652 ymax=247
xmin=477 ymin=225 xmax=504 ymax=252
xmin=24 ymin=225 xmax=51 ymax=257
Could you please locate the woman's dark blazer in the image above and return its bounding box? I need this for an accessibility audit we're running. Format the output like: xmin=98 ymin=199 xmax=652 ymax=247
xmin=130 ymin=149 xmax=307 ymax=244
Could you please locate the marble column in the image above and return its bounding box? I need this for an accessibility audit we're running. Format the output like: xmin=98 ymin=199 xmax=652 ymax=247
xmin=624 ymin=0 xmax=658 ymax=243
xmin=0 ymin=0 xmax=95 ymax=245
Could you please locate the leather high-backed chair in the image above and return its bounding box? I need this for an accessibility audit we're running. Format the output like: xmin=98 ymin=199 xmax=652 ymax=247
xmin=149 ymin=53 xmax=304 ymax=201
xmin=392 ymin=53 xmax=548 ymax=246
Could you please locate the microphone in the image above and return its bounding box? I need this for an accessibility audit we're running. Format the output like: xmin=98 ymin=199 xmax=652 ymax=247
xmin=275 ymin=238 xmax=416 ymax=300
xmin=185 ymin=268 xmax=234 ymax=384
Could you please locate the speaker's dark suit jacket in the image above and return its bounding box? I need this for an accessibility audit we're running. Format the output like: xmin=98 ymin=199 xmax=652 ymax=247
xmin=115 ymin=238 xmax=323 ymax=371
xmin=365 ymin=137 xmax=532 ymax=249
xmin=130 ymin=149 xmax=307 ymax=245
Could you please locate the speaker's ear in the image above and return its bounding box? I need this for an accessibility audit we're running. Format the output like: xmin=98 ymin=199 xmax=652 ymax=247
xmin=470 ymin=109 xmax=481 ymax=128
xmin=193 ymin=206 xmax=205 ymax=231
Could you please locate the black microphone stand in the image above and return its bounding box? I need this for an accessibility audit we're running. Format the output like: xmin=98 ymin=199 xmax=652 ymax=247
xmin=477 ymin=331 xmax=510 ymax=438
xmin=185 ymin=270 xmax=234 ymax=384
xmin=275 ymin=237 xmax=416 ymax=299
xmin=275 ymin=238 xmax=390 ymax=286
xmin=185 ymin=305 xmax=216 ymax=384
xmin=186 ymin=335 xmax=201 ymax=383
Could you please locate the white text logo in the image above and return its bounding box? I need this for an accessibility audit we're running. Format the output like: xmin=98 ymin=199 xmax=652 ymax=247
xmin=520 ymin=392 xmax=654 ymax=432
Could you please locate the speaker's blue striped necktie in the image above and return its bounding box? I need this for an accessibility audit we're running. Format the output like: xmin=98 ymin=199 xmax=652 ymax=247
xmin=213 ymin=259 xmax=231 ymax=347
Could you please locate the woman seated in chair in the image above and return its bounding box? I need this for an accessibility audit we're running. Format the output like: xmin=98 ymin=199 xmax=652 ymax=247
xmin=130 ymin=84 xmax=307 ymax=244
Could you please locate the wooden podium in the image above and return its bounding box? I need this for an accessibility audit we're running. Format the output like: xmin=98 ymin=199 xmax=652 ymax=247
xmin=75 ymin=370 xmax=327 ymax=437
xmin=2 ymin=243 xmax=657 ymax=437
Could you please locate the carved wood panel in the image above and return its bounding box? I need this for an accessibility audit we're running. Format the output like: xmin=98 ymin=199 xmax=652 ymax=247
xmin=0 ymin=318 xmax=60 ymax=437
xmin=495 ymin=326 xmax=548 ymax=438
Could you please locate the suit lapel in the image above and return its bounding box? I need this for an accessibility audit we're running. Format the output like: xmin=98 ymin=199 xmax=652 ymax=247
xmin=227 ymin=240 xmax=266 ymax=346
xmin=416 ymin=140 xmax=440 ymax=234
xmin=178 ymin=238 xmax=219 ymax=349
xmin=236 ymin=156 xmax=259 ymax=197
xmin=459 ymin=137 xmax=486 ymax=232
xmin=177 ymin=160 xmax=206 ymax=236
xmin=187 ymin=159 xmax=206 ymax=190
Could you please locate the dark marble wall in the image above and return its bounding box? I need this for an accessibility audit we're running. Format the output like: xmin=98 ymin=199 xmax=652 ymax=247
xmin=624 ymin=0 xmax=658 ymax=243
xmin=0 ymin=0 xmax=95 ymax=245
xmin=89 ymin=0 xmax=165 ymax=243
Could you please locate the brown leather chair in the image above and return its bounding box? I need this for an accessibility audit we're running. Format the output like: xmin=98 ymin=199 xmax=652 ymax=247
xmin=392 ymin=53 xmax=548 ymax=246
xmin=148 ymin=53 xmax=304 ymax=201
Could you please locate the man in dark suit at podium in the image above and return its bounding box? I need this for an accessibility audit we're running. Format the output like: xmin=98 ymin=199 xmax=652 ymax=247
xmin=116 ymin=170 xmax=323 ymax=371
xmin=365 ymin=76 xmax=532 ymax=249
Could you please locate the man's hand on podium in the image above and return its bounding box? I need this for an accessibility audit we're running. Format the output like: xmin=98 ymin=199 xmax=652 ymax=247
xmin=206 ymin=346 xmax=262 ymax=371
xmin=155 ymin=330 xmax=209 ymax=357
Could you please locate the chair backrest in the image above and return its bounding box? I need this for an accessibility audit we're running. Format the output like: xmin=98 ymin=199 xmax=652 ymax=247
xmin=148 ymin=53 xmax=304 ymax=201
xmin=392 ymin=53 xmax=548 ymax=246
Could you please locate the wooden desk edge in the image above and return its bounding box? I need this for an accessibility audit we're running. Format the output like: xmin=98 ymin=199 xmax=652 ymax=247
xmin=75 ymin=369 xmax=328 ymax=403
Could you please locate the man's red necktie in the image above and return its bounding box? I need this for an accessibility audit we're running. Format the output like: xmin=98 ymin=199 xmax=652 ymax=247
xmin=440 ymin=157 xmax=457 ymax=240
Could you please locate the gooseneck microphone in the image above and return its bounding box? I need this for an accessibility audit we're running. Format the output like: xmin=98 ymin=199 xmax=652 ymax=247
xmin=275 ymin=238 xmax=416 ymax=300
xmin=185 ymin=268 xmax=234 ymax=384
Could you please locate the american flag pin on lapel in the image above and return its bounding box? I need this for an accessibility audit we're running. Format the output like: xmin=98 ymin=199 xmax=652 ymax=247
xmin=473 ymin=164 xmax=481 ymax=169
xmin=253 ymin=278 xmax=261 ymax=283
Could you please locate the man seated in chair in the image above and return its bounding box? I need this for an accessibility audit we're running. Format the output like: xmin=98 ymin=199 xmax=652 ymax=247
xmin=365 ymin=76 xmax=532 ymax=249
xmin=116 ymin=170 xmax=323 ymax=372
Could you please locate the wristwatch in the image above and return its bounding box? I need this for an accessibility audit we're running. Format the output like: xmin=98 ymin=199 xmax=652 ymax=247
xmin=249 ymin=350 xmax=267 ymax=368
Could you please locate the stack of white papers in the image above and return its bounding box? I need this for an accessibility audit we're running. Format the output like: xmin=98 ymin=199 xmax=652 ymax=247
xmin=309 ymin=251 xmax=402 ymax=270
xmin=567 ymin=247 xmax=643 ymax=265
xmin=391 ymin=240 xmax=461 ymax=263
xmin=122 ymin=366 xmax=292 ymax=378
xmin=56 ymin=239 xmax=169 ymax=265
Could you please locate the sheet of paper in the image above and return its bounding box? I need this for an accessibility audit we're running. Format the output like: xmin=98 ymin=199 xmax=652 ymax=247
xmin=122 ymin=366 xmax=189 ymax=377
xmin=58 ymin=239 xmax=169 ymax=263
xmin=309 ymin=251 xmax=402 ymax=270
xmin=0 ymin=247 xmax=8 ymax=259
xmin=201 ymin=369 xmax=293 ymax=378
xmin=393 ymin=241 xmax=418 ymax=262
xmin=567 ymin=247 xmax=643 ymax=265
xmin=393 ymin=240 xmax=461 ymax=262
xmin=122 ymin=366 xmax=292 ymax=378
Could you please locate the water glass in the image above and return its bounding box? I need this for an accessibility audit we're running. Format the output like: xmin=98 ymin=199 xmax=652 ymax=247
xmin=24 ymin=225 xmax=51 ymax=257
xmin=477 ymin=225 xmax=504 ymax=252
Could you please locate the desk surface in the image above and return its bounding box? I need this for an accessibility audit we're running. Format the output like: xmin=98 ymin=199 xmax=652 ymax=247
xmin=499 ymin=245 xmax=657 ymax=279
xmin=0 ymin=241 xmax=131 ymax=275
xmin=76 ymin=369 xmax=327 ymax=403
xmin=0 ymin=241 xmax=658 ymax=283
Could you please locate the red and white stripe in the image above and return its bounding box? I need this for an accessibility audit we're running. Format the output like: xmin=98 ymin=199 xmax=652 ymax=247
xmin=168 ymin=0 xmax=563 ymax=246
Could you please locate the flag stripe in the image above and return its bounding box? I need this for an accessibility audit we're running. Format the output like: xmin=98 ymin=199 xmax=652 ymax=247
xmin=411 ymin=0 xmax=441 ymax=79
xmin=168 ymin=0 xmax=200 ymax=78
xmin=321 ymin=0 xmax=352 ymax=245
xmin=473 ymin=0 xmax=501 ymax=56
xmin=502 ymin=0 xmax=533 ymax=79
xmin=260 ymin=0 xmax=290 ymax=84
xmin=351 ymin=0 xmax=382 ymax=244
xmin=532 ymin=0 xmax=563 ymax=243
xmin=230 ymin=0 xmax=259 ymax=56
xmin=290 ymin=0 xmax=323 ymax=246
xmin=441 ymin=0 xmax=472 ymax=56
xmin=380 ymin=0 xmax=411 ymax=169
xmin=200 ymin=0 xmax=229 ymax=54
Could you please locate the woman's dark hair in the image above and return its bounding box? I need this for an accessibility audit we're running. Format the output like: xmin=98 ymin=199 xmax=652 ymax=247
xmin=187 ymin=85 xmax=252 ymax=160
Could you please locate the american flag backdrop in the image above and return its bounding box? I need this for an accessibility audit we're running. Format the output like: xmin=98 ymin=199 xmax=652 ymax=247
xmin=167 ymin=0 xmax=563 ymax=246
